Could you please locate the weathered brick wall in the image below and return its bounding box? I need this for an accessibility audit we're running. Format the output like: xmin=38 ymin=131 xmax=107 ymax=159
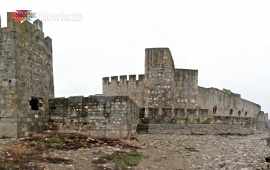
xmin=49 ymin=96 xmax=139 ymax=139
xmin=0 ymin=13 xmax=54 ymax=137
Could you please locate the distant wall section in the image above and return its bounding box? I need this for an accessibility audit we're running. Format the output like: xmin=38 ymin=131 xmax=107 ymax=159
xmin=197 ymin=87 xmax=261 ymax=119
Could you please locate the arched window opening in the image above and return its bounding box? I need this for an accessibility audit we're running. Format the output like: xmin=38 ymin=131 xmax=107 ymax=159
xmin=213 ymin=106 xmax=217 ymax=114
xmin=238 ymin=111 xmax=241 ymax=116
xmin=230 ymin=109 xmax=233 ymax=116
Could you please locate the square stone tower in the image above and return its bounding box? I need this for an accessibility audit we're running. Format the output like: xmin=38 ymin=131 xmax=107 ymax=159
xmin=0 ymin=13 xmax=54 ymax=137
xmin=144 ymin=48 xmax=198 ymax=109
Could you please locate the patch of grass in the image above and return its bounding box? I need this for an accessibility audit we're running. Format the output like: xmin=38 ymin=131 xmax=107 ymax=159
xmin=112 ymin=152 xmax=148 ymax=168
xmin=95 ymin=151 xmax=148 ymax=168
xmin=0 ymin=132 xmax=140 ymax=170
xmin=0 ymin=162 xmax=21 ymax=170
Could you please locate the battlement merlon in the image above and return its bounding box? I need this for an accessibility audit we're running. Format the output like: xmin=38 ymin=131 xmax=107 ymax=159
xmin=264 ymin=113 xmax=268 ymax=121
xmin=120 ymin=75 xmax=127 ymax=81
xmin=33 ymin=19 xmax=43 ymax=31
xmin=44 ymin=36 xmax=53 ymax=52
xmin=129 ymin=75 xmax=136 ymax=81
xmin=102 ymin=74 xmax=145 ymax=85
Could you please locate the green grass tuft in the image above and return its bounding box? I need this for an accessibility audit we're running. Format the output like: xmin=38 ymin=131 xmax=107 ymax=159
xmin=0 ymin=162 xmax=21 ymax=170
xmin=112 ymin=152 xmax=148 ymax=168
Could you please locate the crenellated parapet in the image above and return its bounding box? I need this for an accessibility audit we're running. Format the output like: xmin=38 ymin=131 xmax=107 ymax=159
xmin=103 ymin=74 xmax=145 ymax=86
xmin=0 ymin=13 xmax=52 ymax=54
xmin=103 ymin=74 xmax=145 ymax=107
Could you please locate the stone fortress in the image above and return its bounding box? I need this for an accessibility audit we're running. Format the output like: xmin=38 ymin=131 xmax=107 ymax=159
xmin=0 ymin=13 xmax=53 ymax=138
xmin=0 ymin=13 xmax=268 ymax=138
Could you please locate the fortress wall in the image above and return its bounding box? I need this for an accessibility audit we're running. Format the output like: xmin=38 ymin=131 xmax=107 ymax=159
xmin=0 ymin=30 xmax=18 ymax=138
xmin=0 ymin=13 xmax=54 ymax=137
xmin=0 ymin=15 xmax=22 ymax=137
xmin=49 ymin=95 xmax=140 ymax=138
xmin=0 ymin=31 xmax=17 ymax=119
xmin=103 ymin=74 xmax=144 ymax=107
xmin=197 ymin=87 xmax=261 ymax=118
xmin=15 ymin=19 xmax=54 ymax=137
xmin=255 ymin=112 xmax=269 ymax=130
xmin=257 ymin=111 xmax=265 ymax=121
xmin=173 ymin=69 xmax=198 ymax=108
xmin=15 ymin=19 xmax=54 ymax=102
xmin=143 ymin=48 xmax=199 ymax=109
xmin=103 ymin=48 xmax=200 ymax=110
xmin=144 ymin=48 xmax=176 ymax=108
xmin=264 ymin=113 xmax=268 ymax=121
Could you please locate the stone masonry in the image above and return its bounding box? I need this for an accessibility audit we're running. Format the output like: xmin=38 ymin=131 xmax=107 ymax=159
xmin=0 ymin=13 xmax=54 ymax=138
xmin=0 ymin=12 xmax=268 ymax=138
xmin=52 ymin=48 xmax=268 ymax=137
xmin=103 ymin=48 xmax=268 ymax=129
xmin=49 ymin=96 xmax=139 ymax=138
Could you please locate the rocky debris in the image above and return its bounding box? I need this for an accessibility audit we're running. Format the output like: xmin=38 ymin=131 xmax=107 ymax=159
xmin=0 ymin=132 xmax=140 ymax=170
xmin=147 ymin=124 xmax=251 ymax=135
xmin=128 ymin=132 xmax=270 ymax=170
xmin=1 ymin=132 xmax=270 ymax=169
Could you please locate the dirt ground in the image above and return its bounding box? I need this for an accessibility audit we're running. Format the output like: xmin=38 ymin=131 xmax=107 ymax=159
xmin=1 ymin=131 xmax=270 ymax=170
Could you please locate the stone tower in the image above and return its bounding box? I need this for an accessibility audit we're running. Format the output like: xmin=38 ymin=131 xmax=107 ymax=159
xmin=0 ymin=13 xmax=54 ymax=137
xmin=143 ymin=48 xmax=198 ymax=116
xmin=144 ymin=48 xmax=176 ymax=108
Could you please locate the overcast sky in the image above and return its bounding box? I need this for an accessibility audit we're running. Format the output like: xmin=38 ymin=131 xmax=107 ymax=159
xmin=1 ymin=0 xmax=269 ymax=113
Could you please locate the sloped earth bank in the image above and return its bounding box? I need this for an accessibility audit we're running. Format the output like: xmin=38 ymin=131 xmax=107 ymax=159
xmin=1 ymin=131 xmax=270 ymax=169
